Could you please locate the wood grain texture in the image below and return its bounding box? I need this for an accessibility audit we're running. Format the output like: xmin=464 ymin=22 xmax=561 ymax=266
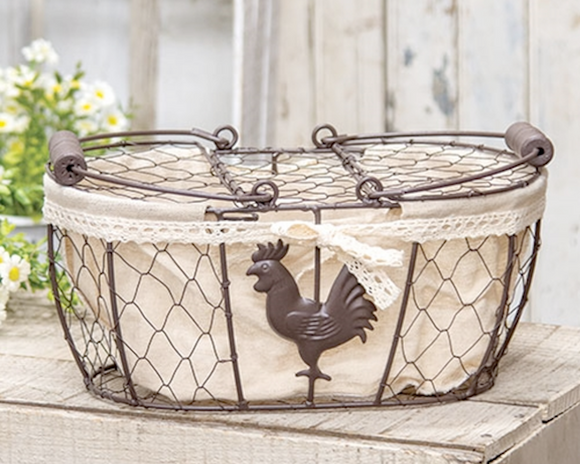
xmin=476 ymin=323 xmax=580 ymax=421
xmin=526 ymin=0 xmax=580 ymax=327
xmin=274 ymin=0 xmax=316 ymax=147
xmin=385 ymin=0 xmax=459 ymax=130
xmin=457 ymin=0 xmax=529 ymax=131
xmin=0 ymin=0 xmax=33 ymax=66
xmin=494 ymin=402 xmax=580 ymax=464
xmin=0 ymin=402 xmax=484 ymax=464
xmin=233 ymin=0 xmax=280 ymax=146
xmin=312 ymin=0 xmax=385 ymax=135
xmin=221 ymin=402 xmax=541 ymax=462
xmin=274 ymin=0 xmax=385 ymax=147
xmin=2 ymin=307 xmax=580 ymax=463
xmin=129 ymin=0 xmax=159 ymax=130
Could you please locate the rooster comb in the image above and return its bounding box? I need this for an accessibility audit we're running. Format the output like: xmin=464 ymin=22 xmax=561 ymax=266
xmin=251 ymin=239 xmax=289 ymax=263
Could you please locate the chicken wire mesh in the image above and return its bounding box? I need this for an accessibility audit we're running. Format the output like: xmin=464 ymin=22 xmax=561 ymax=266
xmin=45 ymin=122 xmax=551 ymax=410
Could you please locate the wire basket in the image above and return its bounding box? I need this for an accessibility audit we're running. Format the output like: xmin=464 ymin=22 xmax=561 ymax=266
xmin=45 ymin=122 xmax=552 ymax=411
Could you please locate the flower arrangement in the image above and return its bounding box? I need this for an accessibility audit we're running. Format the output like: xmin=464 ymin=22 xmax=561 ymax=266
xmin=0 ymin=219 xmax=48 ymax=323
xmin=0 ymin=39 xmax=130 ymax=219
xmin=0 ymin=39 xmax=130 ymax=323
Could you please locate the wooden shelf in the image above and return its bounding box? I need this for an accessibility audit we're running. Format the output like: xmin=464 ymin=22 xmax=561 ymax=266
xmin=1 ymin=302 xmax=580 ymax=463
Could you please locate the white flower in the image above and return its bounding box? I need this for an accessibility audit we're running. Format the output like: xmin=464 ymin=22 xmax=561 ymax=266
xmin=100 ymin=108 xmax=129 ymax=132
xmin=74 ymin=97 xmax=99 ymax=117
xmin=0 ymin=68 xmax=22 ymax=99
xmin=0 ymin=247 xmax=10 ymax=267
xmin=0 ymin=112 xmax=18 ymax=133
xmin=22 ymin=39 xmax=59 ymax=66
xmin=73 ymin=118 xmax=98 ymax=137
xmin=79 ymin=81 xmax=116 ymax=109
xmin=0 ymin=112 xmax=28 ymax=134
xmin=9 ymin=65 xmax=37 ymax=89
xmin=62 ymin=74 xmax=82 ymax=92
xmin=0 ymin=254 xmax=31 ymax=292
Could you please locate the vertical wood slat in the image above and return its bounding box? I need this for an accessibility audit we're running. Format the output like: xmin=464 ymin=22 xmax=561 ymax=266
xmin=0 ymin=0 xmax=33 ymax=66
xmin=385 ymin=0 xmax=459 ymax=131
xmin=273 ymin=0 xmax=315 ymax=147
xmin=457 ymin=0 xmax=529 ymax=131
xmin=233 ymin=0 xmax=280 ymax=147
xmin=274 ymin=0 xmax=385 ymax=147
xmin=527 ymin=0 xmax=580 ymax=326
xmin=129 ymin=0 xmax=160 ymax=130
xmin=312 ymin=0 xmax=385 ymax=135
xmin=29 ymin=0 xmax=45 ymax=40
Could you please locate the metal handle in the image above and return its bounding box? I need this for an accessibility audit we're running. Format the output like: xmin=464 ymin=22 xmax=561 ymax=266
xmin=48 ymin=131 xmax=87 ymax=186
xmin=505 ymin=122 xmax=554 ymax=167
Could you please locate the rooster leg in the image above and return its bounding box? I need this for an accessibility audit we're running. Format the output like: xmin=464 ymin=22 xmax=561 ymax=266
xmin=296 ymin=346 xmax=332 ymax=382
xmin=295 ymin=366 xmax=331 ymax=382
xmin=296 ymin=365 xmax=331 ymax=406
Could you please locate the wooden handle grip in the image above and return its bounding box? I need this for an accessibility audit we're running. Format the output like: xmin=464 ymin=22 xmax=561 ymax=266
xmin=48 ymin=131 xmax=87 ymax=186
xmin=505 ymin=122 xmax=554 ymax=167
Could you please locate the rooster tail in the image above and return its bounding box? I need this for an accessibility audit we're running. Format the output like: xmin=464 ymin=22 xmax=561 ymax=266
xmin=352 ymin=306 xmax=377 ymax=342
xmin=324 ymin=265 xmax=378 ymax=344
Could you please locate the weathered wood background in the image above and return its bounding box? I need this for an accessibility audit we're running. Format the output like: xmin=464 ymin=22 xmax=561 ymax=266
xmin=1 ymin=0 xmax=578 ymax=326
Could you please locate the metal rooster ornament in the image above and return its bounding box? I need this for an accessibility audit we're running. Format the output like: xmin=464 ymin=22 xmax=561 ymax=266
xmin=246 ymin=240 xmax=378 ymax=402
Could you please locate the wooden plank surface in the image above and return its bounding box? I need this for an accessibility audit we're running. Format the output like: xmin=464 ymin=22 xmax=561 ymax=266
xmin=274 ymin=0 xmax=386 ymax=147
xmin=2 ymin=302 xmax=580 ymax=463
xmin=494 ymin=401 xmax=580 ymax=464
xmin=0 ymin=402 xmax=484 ymax=464
xmin=457 ymin=0 xmax=529 ymax=131
xmin=233 ymin=0 xmax=280 ymax=146
xmin=385 ymin=0 xmax=459 ymax=131
xmin=311 ymin=0 xmax=385 ymax=135
xmin=476 ymin=323 xmax=580 ymax=421
xmin=526 ymin=0 xmax=580 ymax=327
xmin=129 ymin=0 xmax=159 ymax=130
xmin=0 ymin=346 xmax=540 ymax=463
xmin=273 ymin=0 xmax=316 ymax=147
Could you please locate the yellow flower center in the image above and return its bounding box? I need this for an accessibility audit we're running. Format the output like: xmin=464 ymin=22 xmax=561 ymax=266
xmin=0 ymin=120 xmax=6 ymax=128
xmin=95 ymin=89 xmax=105 ymax=99
xmin=107 ymin=114 xmax=118 ymax=126
xmin=8 ymin=266 xmax=20 ymax=282
xmin=82 ymin=103 xmax=93 ymax=111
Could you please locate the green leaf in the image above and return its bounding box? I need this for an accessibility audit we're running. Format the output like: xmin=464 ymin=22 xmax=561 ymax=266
xmin=0 ymin=184 xmax=11 ymax=196
xmin=13 ymin=188 xmax=32 ymax=206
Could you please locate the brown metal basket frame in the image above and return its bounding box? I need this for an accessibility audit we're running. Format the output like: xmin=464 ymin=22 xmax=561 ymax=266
xmin=46 ymin=123 xmax=549 ymax=411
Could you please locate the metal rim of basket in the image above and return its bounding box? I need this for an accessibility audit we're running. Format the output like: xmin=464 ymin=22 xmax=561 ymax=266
xmin=46 ymin=122 xmax=553 ymax=212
